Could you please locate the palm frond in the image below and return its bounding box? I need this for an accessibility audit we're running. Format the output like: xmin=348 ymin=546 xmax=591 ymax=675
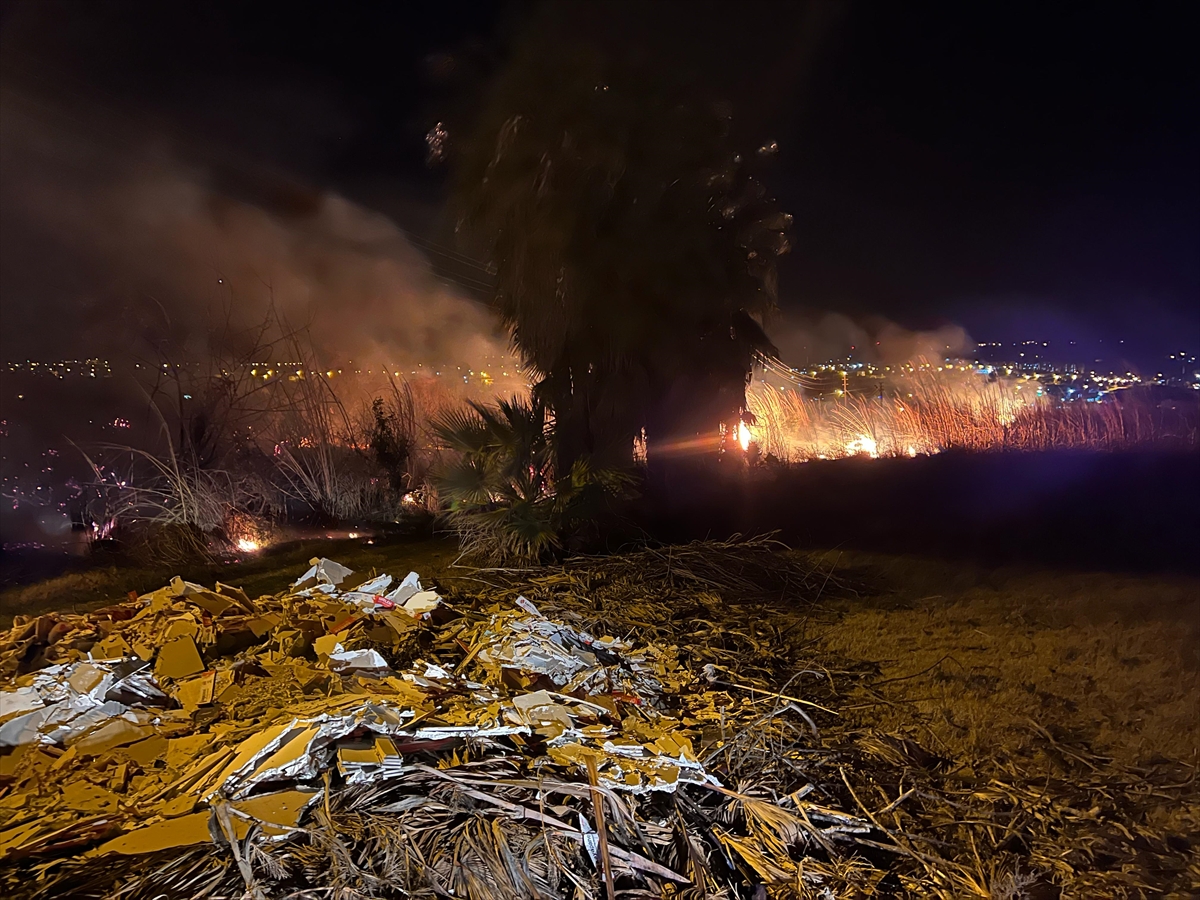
xmin=431 ymin=407 xmax=492 ymax=454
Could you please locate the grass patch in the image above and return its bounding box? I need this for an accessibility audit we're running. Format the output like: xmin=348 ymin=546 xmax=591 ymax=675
xmin=815 ymin=552 xmax=1199 ymax=764
xmin=0 ymin=536 xmax=460 ymax=628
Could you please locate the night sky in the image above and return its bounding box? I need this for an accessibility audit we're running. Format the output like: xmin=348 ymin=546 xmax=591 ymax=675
xmin=1 ymin=0 xmax=1196 ymax=368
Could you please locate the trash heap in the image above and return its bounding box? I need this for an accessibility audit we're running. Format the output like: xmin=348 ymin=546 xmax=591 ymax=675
xmin=0 ymin=554 xmax=897 ymax=899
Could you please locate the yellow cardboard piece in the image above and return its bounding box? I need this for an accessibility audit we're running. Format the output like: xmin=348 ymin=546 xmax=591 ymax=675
xmin=191 ymin=592 xmax=235 ymax=617
xmin=67 ymin=663 xmax=107 ymax=694
xmin=172 ymin=576 xmax=236 ymax=617
xmin=123 ymin=734 xmax=169 ymax=766
xmin=243 ymin=724 xmax=320 ymax=783
xmin=215 ymin=582 xmax=254 ymax=611
xmin=155 ymin=636 xmax=205 ymax=681
xmin=0 ymin=820 xmax=47 ymax=853
xmin=73 ymin=718 xmax=155 ymax=755
xmin=337 ymin=742 xmax=380 ymax=766
xmin=0 ymin=792 xmax=28 ymax=810
xmin=96 ymin=810 xmax=213 ymax=855
xmin=162 ymin=747 xmax=235 ymax=803
xmin=51 ymin=745 xmax=79 ymax=771
xmin=547 ymin=742 xmax=607 ymax=769
xmin=379 ymin=610 xmax=416 ymax=636
xmin=144 ymin=591 xmax=175 ymax=614
xmin=163 ymin=618 xmax=201 ymax=642
xmin=376 ymin=736 xmax=400 ymax=759
xmin=0 ymin=746 xmax=29 ymax=778
xmin=248 ymin=613 xmax=281 ymax=637
xmin=313 ymin=633 xmax=343 ymax=658
xmin=231 ymin=788 xmax=318 ymax=828
xmin=290 ymin=664 xmax=327 ymax=693
xmin=166 ymin=734 xmax=212 ymax=770
xmin=213 ymin=669 xmax=237 ymax=701
xmin=173 ymin=672 xmax=216 ymax=711
xmin=205 ymin=722 xmax=295 ymax=798
xmin=159 ymin=793 xmax=198 ymax=817
xmin=61 ymin=781 xmax=119 ymax=813
xmin=402 ymin=591 xmax=441 ymax=617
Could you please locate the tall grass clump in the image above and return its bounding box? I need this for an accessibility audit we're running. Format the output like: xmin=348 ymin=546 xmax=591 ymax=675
xmin=80 ymin=307 xmax=449 ymax=557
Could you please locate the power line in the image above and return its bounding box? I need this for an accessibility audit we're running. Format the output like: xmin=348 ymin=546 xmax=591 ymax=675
xmin=410 ymin=241 xmax=497 ymax=280
xmin=404 ymin=233 xmax=494 ymax=271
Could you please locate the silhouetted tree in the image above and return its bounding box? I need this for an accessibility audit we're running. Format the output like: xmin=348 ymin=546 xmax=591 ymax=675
xmin=451 ymin=6 xmax=791 ymax=473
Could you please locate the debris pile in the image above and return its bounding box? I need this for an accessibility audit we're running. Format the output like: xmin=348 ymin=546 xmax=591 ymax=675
xmin=5 ymin=538 xmax=1192 ymax=897
xmin=0 ymin=552 xmax=896 ymax=898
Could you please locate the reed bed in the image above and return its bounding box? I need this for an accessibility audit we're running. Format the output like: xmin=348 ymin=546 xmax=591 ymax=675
xmin=748 ymin=378 xmax=1196 ymax=462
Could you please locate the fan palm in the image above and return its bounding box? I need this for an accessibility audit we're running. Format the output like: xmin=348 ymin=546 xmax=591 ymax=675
xmin=431 ymin=396 xmax=634 ymax=563
xmin=452 ymin=8 xmax=789 ymax=471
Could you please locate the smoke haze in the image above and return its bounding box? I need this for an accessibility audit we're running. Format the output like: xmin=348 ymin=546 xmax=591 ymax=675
xmin=769 ymin=311 xmax=972 ymax=367
xmin=0 ymin=82 xmax=980 ymax=390
xmin=0 ymin=88 xmax=509 ymax=369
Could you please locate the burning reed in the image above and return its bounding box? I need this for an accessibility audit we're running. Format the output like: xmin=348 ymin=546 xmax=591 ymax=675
xmin=746 ymin=372 xmax=1197 ymax=462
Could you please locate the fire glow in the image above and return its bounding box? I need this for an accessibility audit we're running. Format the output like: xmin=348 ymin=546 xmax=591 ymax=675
xmin=737 ymin=365 xmax=1182 ymax=462
xmin=736 ymin=422 xmax=752 ymax=452
xmin=844 ymin=434 xmax=879 ymax=458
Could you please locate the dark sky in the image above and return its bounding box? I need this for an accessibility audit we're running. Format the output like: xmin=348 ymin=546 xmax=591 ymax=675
xmin=1 ymin=0 xmax=1197 ymax=367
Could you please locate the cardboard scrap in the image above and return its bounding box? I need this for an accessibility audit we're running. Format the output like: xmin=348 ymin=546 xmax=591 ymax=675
xmin=172 ymin=671 xmax=216 ymax=712
xmin=90 ymin=634 xmax=134 ymax=661
xmin=337 ymin=736 xmax=404 ymax=784
xmin=123 ymin=734 xmax=168 ymax=766
xmin=0 ymin=555 xmax=752 ymax=887
xmin=72 ymin=715 xmax=156 ymax=755
xmin=95 ymin=811 xmax=214 ymax=856
xmin=166 ymin=733 xmax=212 ymax=770
xmin=327 ymin=646 xmax=389 ymax=674
xmin=154 ymin=637 xmax=204 ymax=681
xmin=402 ymin=590 xmax=440 ymax=617
xmin=292 ymin=558 xmax=354 ymax=590
xmin=229 ymin=788 xmax=321 ymax=835
xmin=383 ymin=571 xmax=422 ymax=605
xmin=0 ymin=686 xmax=43 ymax=719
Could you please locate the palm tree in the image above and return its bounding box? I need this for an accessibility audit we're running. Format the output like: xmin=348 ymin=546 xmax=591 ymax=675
xmin=431 ymin=395 xmax=634 ymax=563
xmin=451 ymin=7 xmax=791 ymax=472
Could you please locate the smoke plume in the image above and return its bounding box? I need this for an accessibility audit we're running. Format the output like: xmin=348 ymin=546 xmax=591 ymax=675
xmin=0 ymin=88 xmax=508 ymax=369
xmin=769 ymin=311 xmax=973 ymax=367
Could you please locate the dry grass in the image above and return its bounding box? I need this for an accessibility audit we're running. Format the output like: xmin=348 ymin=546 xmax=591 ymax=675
xmin=815 ymin=553 xmax=1199 ymax=763
xmin=802 ymin=552 xmax=1200 ymax=897
xmin=748 ymin=376 xmax=1198 ymax=461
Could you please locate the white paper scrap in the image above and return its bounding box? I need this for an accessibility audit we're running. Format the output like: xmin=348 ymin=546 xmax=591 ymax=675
xmin=328 ymin=647 xmax=390 ymax=674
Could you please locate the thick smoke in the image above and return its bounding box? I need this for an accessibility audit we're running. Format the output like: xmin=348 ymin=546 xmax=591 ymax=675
xmin=769 ymin=311 xmax=973 ymax=367
xmin=1 ymin=87 xmax=978 ymax=390
xmin=0 ymin=88 xmax=508 ymax=369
